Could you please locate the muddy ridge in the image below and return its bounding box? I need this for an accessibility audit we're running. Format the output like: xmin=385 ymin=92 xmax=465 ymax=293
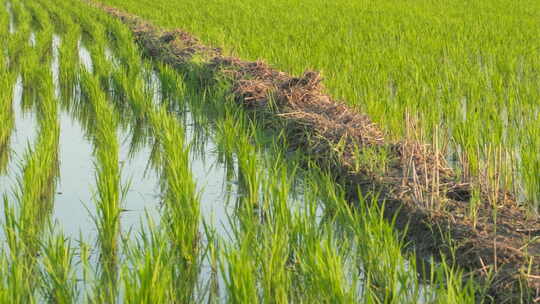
xmin=93 ymin=2 xmax=540 ymax=302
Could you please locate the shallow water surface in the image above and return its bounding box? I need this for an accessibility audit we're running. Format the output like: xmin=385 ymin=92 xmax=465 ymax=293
xmin=0 ymin=36 xmax=237 ymax=253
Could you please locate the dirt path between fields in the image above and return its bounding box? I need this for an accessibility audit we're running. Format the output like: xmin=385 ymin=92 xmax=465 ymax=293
xmin=93 ymin=2 xmax=540 ymax=302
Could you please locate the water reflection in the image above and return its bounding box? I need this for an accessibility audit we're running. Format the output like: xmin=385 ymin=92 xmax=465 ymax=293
xmin=1 ymin=25 xmax=315 ymax=302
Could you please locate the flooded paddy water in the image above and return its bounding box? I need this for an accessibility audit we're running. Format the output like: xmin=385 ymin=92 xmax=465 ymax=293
xmin=0 ymin=32 xmax=239 ymax=256
xmin=0 ymin=23 xmax=319 ymax=301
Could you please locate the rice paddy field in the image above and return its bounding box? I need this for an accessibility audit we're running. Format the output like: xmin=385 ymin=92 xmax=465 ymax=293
xmin=0 ymin=0 xmax=539 ymax=303
xmin=97 ymin=0 xmax=540 ymax=211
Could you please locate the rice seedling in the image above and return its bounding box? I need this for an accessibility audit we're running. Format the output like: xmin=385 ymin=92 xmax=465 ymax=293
xmin=79 ymin=69 xmax=122 ymax=302
xmin=0 ymin=3 xmax=15 ymax=174
xmin=108 ymin=41 xmax=203 ymax=301
xmin=38 ymin=227 xmax=79 ymax=303
xmin=121 ymin=216 xmax=175 ymax=303
xmin=1 ymin=23 xmax=60 ymax=302
xmin=41 ymin=1 xmax=80 ymax=105
xmin=7 ymin=0 xmax=31 ymax=71
xmin=148 ymin=109 xmax=202 ymax=302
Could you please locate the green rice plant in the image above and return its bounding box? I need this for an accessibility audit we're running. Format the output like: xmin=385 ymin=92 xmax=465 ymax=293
xmin=103 ymin=53 xmax=204 ymax=301
xmin=7 ymin=0 xmax=32 ymax=72
xmin=0 ymin=0 xmax=9 ymax=40
xmin=79 ymin=69 xmax=121 ymax=303
xmin=0 ymin=250 xmax=10 ymax=302
xmin=235 ymin=135 xmax=261 ymax=209
xmin=66 ymin=10 xmax=149 ymax=128
xmin=13 ymin=63 xmax=59 ymax=251
xmin=34 ymin=0 xmax=67 ymax=34
xmin=57 ymin=24 xmax=81 ymax=106
xmin=156 ymin=63 xmax=184 ymax=110
xmin=88 ymin=51 xmax=206 ymax=302
xmin=121 ymin=215 xmax=175 ymax=303
xmin=107 ymin=65 xmax=156 ymax=152
xmin=253 ymin=162 xmax=297 ymax=303
xmin=212 ymin=108 xmax=243 ymax=179
xmin=107 ymin=20 xmax=143 ymax=78
xmin=351 ymin=143 xmax=391 ymax=180
xmin=17 ymin=0 xmax=56 ymax=113
xmin=26 ymin=0 xmax=53 ymax=60
xmin=215 ymin=146 xmax=351 ymax=302
xmin=58 ymin=0 xmax=139 ymax=85
xmin=148 ymin=108 xmax=202 ymax=302
xmin=257 ymin=226 xmax=291 ymax=303
xmin=37 ymin=0 xmax=81 ymax=105
xmin=521 ymin=135 xmax=540 ymax=208
xmin=313 ymin=171 xmax=478 ymax=303
xmin=0 ymin=35 xmax=60 ymax=302
xmin=340 ymin=197 xmax=421 ymax=302
xmin=220 ymin=234 xmax=259 ymax=303
xmin=0 ymin=196 xmax=37 ymax=303
xmin=287 ymin=187 xmax=357 ymax=302
xmin=0 ymin=10 xmax=15 ymax=173
xmin=39 ymin=228 xmax=79 ymax=303
xmin=110 ymin=65 xmax=152 ymax=119
xmin=297 ymin=230 xmax=356 ymax=303
xmin=83 ymin=2 xmax=144 ymax=77
xmin=62 ymin=0 xmax=111 ymax=82
xmin=187 ymin=55 xmax=480 ymax=304
xmin=43 ymin=0 xmax=114 ymax=112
